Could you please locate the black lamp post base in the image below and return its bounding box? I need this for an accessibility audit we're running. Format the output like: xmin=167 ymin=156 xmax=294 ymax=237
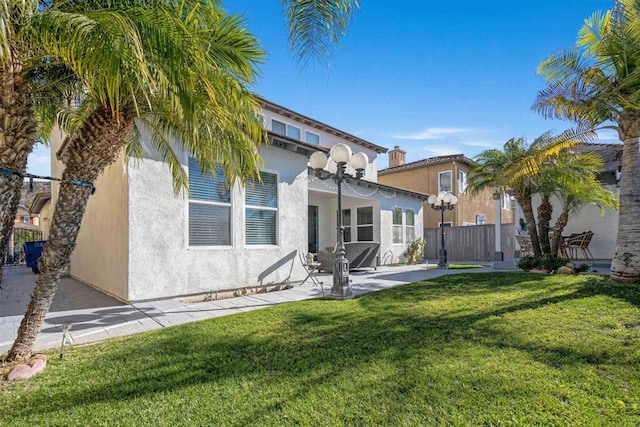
xmin=437 ymin=248 xmax=448 ymax=268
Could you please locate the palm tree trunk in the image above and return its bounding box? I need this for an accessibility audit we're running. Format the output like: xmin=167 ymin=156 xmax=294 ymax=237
xmin=0 ymin=68 xmax=38 ymax=286
xmin=611 ymin=129 xmax=640 ymax=283
xmin=537 ymin=195 xmax=553 ymax=255
xmin=551 ymin=210 xmax=569 ymax=257
xmin=7 ymin=107 xmax=133 ymax=361
xmin=515 ymin=187 xmax=541 ymax=257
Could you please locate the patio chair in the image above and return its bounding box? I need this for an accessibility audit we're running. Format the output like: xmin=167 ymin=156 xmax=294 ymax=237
xmin=299 ymin=250 xmax=324 ymax=296
xmin=515 ymin=235 xmax=533 ymax=257
xmin=564 ymin=232 xmax=594 ymax=260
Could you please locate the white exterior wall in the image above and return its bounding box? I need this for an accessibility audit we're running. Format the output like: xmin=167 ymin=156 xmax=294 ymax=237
xmin=262 ymin=109 xmax=380 ymax=181
xmin=126 ymin=138 xmax=309 ymax=301
xmin=308 ymin=176 xmax=424 ymax=265
xmin=518 ymin=190 xmax=619 ymax=260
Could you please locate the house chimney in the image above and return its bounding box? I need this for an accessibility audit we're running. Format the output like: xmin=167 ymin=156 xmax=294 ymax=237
xmin=389 ymin=146 xmax=406 ymax=168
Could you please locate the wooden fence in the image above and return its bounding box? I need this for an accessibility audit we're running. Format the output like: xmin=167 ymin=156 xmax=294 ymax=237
xmin=424 ymin=224 xmax=515 ymax=262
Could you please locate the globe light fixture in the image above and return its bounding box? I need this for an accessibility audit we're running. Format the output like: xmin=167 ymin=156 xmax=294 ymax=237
xmin=309 ymin=144 xmax=369 ymax=299
xmin=429 ymin=191 xmax=458 ymax=268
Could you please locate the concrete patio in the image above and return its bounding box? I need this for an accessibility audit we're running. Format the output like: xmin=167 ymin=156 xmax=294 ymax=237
xmin=0 ymin=260 xmax=609 ymax=355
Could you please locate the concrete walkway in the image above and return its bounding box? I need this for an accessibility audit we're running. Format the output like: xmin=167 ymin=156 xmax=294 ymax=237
xmin=0 ymin=260 xmax=609 ymax=355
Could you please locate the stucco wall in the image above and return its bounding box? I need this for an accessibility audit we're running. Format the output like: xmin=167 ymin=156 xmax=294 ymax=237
xmin=126 ymin=139 xmax=309 ymax=301
xmin=527 ymin=190 xmax=619 ymax=260
xmin=262 ymin=109 xmax=380 ymax=181
xmin=38 ymin=201 xmax=52 ymax=239
xmin=308 ymin=177 xmax=424 ymax=265
xmin=378 ymin=162 xmax=513 ymax=227
xmin=69 ymin=151 xmax=130 ymax=301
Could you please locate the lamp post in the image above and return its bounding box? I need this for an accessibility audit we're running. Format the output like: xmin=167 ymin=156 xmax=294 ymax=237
xmin=427 ymin=191 xmax=458 ymax=268
xmin=493 ymin=189 xmax=504 ymax=262
xmin=309 ymin=143 xmax=368 ymax=299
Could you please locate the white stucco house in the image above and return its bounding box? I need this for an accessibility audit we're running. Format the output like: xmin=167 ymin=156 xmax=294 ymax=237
xmin=50 ymin=99 xmax=428 ymax=303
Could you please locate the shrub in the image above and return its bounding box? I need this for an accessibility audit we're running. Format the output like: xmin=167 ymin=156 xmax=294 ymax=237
xmin=404 ymin=238 xmax=426 ymax=264
xmin=575 ymin=263 xmax=590 ymax=273
xmin=517 ymin=255 xmax=569 ymax=272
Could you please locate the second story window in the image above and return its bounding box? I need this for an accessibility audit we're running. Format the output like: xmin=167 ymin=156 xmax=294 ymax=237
xmin=271 ymin=119 xmax=302 ymax=141
xmin=305 ymin=131 xmax=320 ymax=144
xmin=438 ymin=171 xmax=452 ymax=192
xmin=458 ymin=170 xmax=467 ymax=193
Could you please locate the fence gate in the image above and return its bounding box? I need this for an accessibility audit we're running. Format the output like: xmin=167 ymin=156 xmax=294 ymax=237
xmin=4 ymin=228 xmax=43 ymax=265
xmin=424 ymin=224 xmax=515 ymax=262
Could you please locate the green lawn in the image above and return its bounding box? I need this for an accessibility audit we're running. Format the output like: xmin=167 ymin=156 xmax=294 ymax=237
xmin=2 ymin=273 xmax=640 ymax=426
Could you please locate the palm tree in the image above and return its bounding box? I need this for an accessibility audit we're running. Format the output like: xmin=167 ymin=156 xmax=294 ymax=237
xmin=468 ymin=130 xmax=596 ymax=258
xmin=7 ymin=1 xmax=265 ymax=361
xmin=0 ymin=1 xmax=53 ymax=286
xmin=534 ymin=0 xmax=640 ymax=283
xmin=549 ymin=151 xmax=619 ymax=256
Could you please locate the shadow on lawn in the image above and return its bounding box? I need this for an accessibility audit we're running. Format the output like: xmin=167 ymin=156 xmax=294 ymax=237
xmin=7 ymin=273 xmax=640 ymax=421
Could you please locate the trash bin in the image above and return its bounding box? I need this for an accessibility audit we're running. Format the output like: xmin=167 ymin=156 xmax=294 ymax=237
xmin=23 ymin=241 xmax=46 ymax=274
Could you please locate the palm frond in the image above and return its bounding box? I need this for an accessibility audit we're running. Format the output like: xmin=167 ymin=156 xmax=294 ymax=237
xmin=281 ymin=0 xmax=359 ymax=66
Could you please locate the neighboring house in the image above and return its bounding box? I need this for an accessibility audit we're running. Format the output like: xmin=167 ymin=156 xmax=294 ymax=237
xmin=50 ymin=100 xmax=428 ymax=303
xmin=514 ymin=142 xmax=621 ymax=260
xmin=378 ymin=147 xmax=514 ymax=228
xmin=29 ymin=192 xmax=52 ymax=239
xmin=15 ymin=205 xmax=37 ymax=227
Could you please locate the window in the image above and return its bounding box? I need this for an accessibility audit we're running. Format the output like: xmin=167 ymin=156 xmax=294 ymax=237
xmin=271 ymin=119 xmax=286 ymax=135
xmin=393 ymin=207 xmax=403 ymax=244
xmin=438 ymin=171 xmax=452 ymax=192
xmin=438 ymin=222 xmax=453 ymax=227
xmin=306 ymin=131 xmax=320 ymax=144
xmin=406 ymin=209 xmax=415 ymax=243
xmin=502 ymin=192 xmax=511 ymax=210
xmin=246 ymin=172 xmax=278 ymax=245
xmin=22 ymin=216 xmax=30 ymax=224
xmin=458 ymin=170 xmax=467 ymax=193
xmin=476 ymin=214 xmax=486 ymax=225
xmin=272 ymin=119 xmax=302 ymax=140
xmin=356 ymin=206 xmax=374 ymax=241
xmin=286 ymin=125 xmax=301 ymax=140
xmin=188 ymin=157 xmax=231 ymax=246
xmin=341 ymin=209 xmax=352 ymax=243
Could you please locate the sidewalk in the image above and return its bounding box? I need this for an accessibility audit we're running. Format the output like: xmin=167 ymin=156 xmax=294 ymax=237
xmin=0 ymin=260 xmax=608 ymax=355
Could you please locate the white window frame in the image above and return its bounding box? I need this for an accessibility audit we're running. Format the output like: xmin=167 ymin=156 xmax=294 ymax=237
xmin=392 ymin=207 xmax=403 ymax=244
xmin=188 ymin=158 xmax=232 ymax=248
xmin=22 ymin=216 xmax=30 ymax=224
xmin=458 ymin=170 xmax=467 ymax=193
xmin=356 ymin=206 xmax=374 ymax=242
xmin=405 ymin=209 xmax=416 ymax=243
xmin=245 ymin=171 xmax=279 ymax=246
xmin=502 ymin=192 xmax=511 ymax=210
xmin=341 ymin=208 xmax=352 ymax=243
xmin=438 ymin=171 xmax=452 ymax=193
xmin=305 ymin=131 xmax=320 ymax=144
xmin=438 ymin=222 xmax=453 ymax=227
xmin=476 ymin=214 xmax=486 ymax=225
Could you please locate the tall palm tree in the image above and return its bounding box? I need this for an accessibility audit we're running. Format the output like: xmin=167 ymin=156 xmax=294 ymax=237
xmin=7 ymin=1 xmax=265 ymax=361
xmin=534 ymin=0 xmax=640 ymax=283
xmin=0 ymin=1 xmax=51 ymax=286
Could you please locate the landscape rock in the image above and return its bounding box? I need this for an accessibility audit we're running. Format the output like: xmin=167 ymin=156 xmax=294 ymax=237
xmin=556 ymin=266 xmax=575 ymax=274
xmin=7 ymin=355 xmax=47 ymax=381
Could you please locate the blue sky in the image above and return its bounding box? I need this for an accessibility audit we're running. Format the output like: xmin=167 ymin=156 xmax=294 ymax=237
xmin=27 ymin=0 xmax=618 ymax=176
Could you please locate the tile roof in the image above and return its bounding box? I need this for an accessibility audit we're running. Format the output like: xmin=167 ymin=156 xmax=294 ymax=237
xmin=378 ymin=153 xmax=475 ymax=175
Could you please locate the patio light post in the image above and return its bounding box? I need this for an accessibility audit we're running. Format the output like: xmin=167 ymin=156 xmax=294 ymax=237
xmin=309 ymin=143 xmax=369 ymax=299
xmin=427 ymin=191 xmax=458 ymax=268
